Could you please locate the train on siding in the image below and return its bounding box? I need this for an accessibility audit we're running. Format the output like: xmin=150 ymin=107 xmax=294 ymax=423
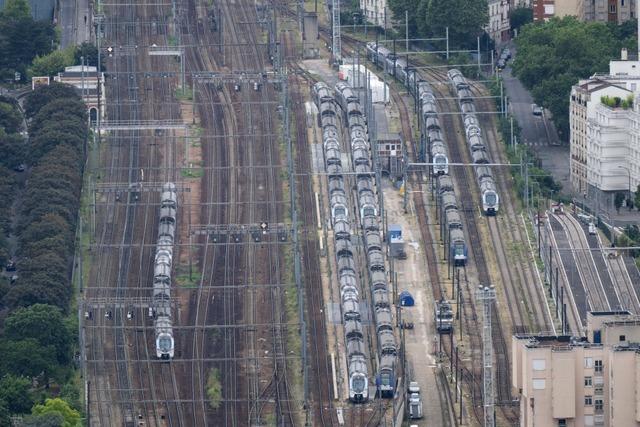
xmin=365 ymin=42 xmax=468 ymax=265
xmin=154 ymin=183 xmax=177 ymax=359
xmin=448 ymin=69 xmax=499 ymax=215
xmin=314 ymin=82 xmax=369 ymax=402
xmin=335 ymin=82 xmax=397 ymax=399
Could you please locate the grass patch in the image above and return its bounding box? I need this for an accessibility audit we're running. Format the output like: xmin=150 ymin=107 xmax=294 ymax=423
xmin=175 ymin=87 xmax=193 ymax=101
xmin=206 ymin=368 xmax=223 ymax=409
xmin=174 ymin=262 xmax=201 ymax=288
xmin=167 ymin=35 xmax=178 ymax=46
xmin=181 ymin=167 xmax=204 ymax=178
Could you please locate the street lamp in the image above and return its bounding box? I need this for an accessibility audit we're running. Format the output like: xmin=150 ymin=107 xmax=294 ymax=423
xmin=618 ymin=165 xmax=631 ymax=210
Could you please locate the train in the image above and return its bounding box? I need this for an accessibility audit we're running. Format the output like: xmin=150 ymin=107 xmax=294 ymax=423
xmin=336 ymin=82 xmax=397 ymax=399
xmin=435 ymin=300 xmax=454 ymax=333
xmin=447 ymin=69 xmax=500 ymax=215
xmin=366 ymin=42 xmax=468 ymax=265
xmin=314 ymin=82 xmax=369 ymax=402
xmin=154 ymin=182 xmax=177 ymax=359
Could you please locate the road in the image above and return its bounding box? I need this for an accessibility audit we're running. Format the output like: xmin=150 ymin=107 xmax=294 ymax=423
xmin=500 ymin=49 xmax=571 ymax=195
xmin=58 ymin=0 xmax=91 ymax=49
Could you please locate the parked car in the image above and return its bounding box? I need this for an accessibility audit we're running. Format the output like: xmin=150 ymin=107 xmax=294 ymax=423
xmin=532 ymin=104 xmax=543 ymax=116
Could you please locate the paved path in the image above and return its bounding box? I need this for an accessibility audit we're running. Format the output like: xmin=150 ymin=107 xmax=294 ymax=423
xmin=500 ymin=46 xmax=571 ymax=195
xmin=59 ymin=0 xmax=91 ymax=49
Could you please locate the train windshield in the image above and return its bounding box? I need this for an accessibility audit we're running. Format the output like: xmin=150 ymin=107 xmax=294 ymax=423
xmin=485 ymin=192 xmax=497 ymax=206
xmin=363 ymin=207 xmax=376 ymax=216
xmin=352 ymin=376 xmax=366 ymax=392
xmin=158 ymin=336 xmax=173 ymax=351
xmin=334 ymin=207 xmax=346 ymax=217
xmin=435 ymin=156 xmax=446 ymax=164
xmin=380 ymin=373 xmax=393 ymax=386
xmin=454 ymin=244 xmax=465 ymax=257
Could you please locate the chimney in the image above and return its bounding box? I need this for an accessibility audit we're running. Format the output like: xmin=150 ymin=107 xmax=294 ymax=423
xmin=622 ymin=48 xmax=628 ymax=60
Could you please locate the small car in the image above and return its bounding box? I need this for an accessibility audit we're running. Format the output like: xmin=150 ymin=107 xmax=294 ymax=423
xmin=532 ymin=104 xmax=543 ymax=116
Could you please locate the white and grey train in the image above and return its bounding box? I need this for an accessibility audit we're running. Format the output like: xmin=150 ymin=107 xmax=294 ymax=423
xmin=365 ymin=42 xmax=468 ymax=265
xmin=335 ymin=82 xmax=397 ymax=399
xmin=154 ymin=182 xmax=177 ymax=359
xmin=448 ymin=69 xmax=499 ymax=215
xmin=313 ymin=82 xmax=369 ymax=402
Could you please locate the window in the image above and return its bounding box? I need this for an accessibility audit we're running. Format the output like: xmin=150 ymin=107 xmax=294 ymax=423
xmin=585 ymin=376 xmax=593 ymax=387
xmin=595 ymin=360 xmax=603 ymax=373
xmin=595 ymin=385 xmax=603 ymax=395
xmin=532 ymin=379 xmax=546 ymax=390
xmin=533 ymin=359 xmax=546 ymax=371
xmin=620 ymin=335 xmax=626 ymax=342
xmin=595 ymin=399 xmax=603 ymax=411
xmin=558 ymin=420 xmax=567 ymax=427
xmin=585 ymin=395 xmax=593 ymax=406
xmin=585 ymin=357 xmax=594 ymax=368
xmin=610 ymin=4 xmax=616 ymax=13
xmin=594 ymin=330 xmax=601 ymax=343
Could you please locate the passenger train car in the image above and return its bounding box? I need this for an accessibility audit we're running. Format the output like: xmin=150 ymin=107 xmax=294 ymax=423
xmin=154 ymin=182 xmax=177 ymax=359
xmin=366 ymin=41 xmax=469 ymax=264
xmin=335 ymin=82 xmax=397 ymax=399
xmin=447 ymin=69 xmax=500 ymax=215
xmin=313 ymin=82 xmax=369 ymax=402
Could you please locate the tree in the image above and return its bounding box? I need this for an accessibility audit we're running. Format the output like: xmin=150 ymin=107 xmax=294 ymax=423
xmin=0 ymin=100 xmax=22 ymax=133
xmin=31 ymin=399 xmax=81 ymax=427
xmin=24 ymin=84 xmax=80 ymax=119
xmin=509 ymin=7 xmax=533 ymax=33
xmin=615 ymin=192 xmax=625 ymax=213
xmin=512 ymin=17 xmax=623 ymax=140
xmin=30 ymin=47 xmax=76 ymax=78
xmin=0 ymin=0 xmax=56 ymax=80
xmin=3 ymin=276 xmax=71 ymax=310
xmin=21 ymin=413 xmax=66 ymax=427
xmin=74 ymin=42 xmax=101 ymax=69
xmin=420 ymin=0 xmax=488 ymax=48
xmin=0 ymin=129 xmax=25 ymax=169
xmin=387 ymin=0 xmax=421 ymax=38
xmin=0 ymin=374 xmax=34 ymax=413
xmin=29 ymin=130 xmax=83 ymax=161
xmin=0 ymin=339 xmax=58 ymax=381
xmin=0 ymin=401 xmax=11 ymax=427
xmin=635 ymin=184 xmax=640 ymax=210
xmin=4 ymin=304 xmax=73 ymax=365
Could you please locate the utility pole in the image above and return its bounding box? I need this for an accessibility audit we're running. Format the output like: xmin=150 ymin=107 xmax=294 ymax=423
xmin=332 ymin=0 xmax=341 ymax=64
xmin=476 ymin=285 xmax=496 ymax=427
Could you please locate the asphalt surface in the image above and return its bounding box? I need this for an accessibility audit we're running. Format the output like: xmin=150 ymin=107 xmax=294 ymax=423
xmin=59 ymin=0 xmax=91 ymax=49
xmin=500 ymin=47 xmax=571 ymax=195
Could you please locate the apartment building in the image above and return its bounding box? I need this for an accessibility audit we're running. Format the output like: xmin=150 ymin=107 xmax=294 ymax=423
xmin=569 ymin=52 xmax=640 ymax=212
xmin=359 ymin=0 xmax=388 ymax=28
xmin=512 ymin=311 xmax=640 ymax=427
xmin=487 ymin=0 xmax=511 ymax=44
xmin=533 ymin=0 xmax=636 ymax=22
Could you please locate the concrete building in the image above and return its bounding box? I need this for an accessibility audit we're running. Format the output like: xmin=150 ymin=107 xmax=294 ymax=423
xmin=487 ymin=0 xmax=511 ymax=44
xmin=359 ymin=0 xmax=388 ymax=28
xmin=569 ymin=51 xmax=640 ymax=212
xmin=533 ymin=0 xmax=636 ymax=22
xmin=53 ymin=65 xmax=105 ymax=125
xmin=512 ymin=311 xmax=640 ymax=427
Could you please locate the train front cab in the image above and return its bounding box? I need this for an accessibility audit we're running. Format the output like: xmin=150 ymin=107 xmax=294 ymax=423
xmin=156 ymin=333 xmax=175 ymax=360
xmin=349 ymin=373 xmax=369 ymax=402
xmin=483 ymin=191 xmax=499 ymax=216
xmin=450 ymin=239 xmax=468 ymax=266
xmin=376 ymin=370 xmax=395 ymax=398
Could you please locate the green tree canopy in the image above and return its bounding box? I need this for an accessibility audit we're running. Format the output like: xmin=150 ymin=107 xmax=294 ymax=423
xmin=0 ymin=0 xmax=56 ymax=80
xmin=419 ymin=0 xmax=488 ymax=48
xmin=0 ymin=100 xmax=22 ymax=133
xmin=509 ymin=7 xmax=533 ymax=32
xmin=0 ymin=338 xmax=58 ymax=380
xmin=24 ymin=84 xmax=80 ymax=119
xmin=31 ymin=398 xmax=81 ymax=427
xmin=21 ymin=413 xmax=66 ymax=427
xmin=0 ymin=374 xmax=34 ymax=413
xmin=74 ymin=42 xmax=100 ymax=69
xmin=512 ymin=17 xmax=634 ymax=140
xmin=0 ymin=129 xmax=25 ymax=169
xmin=4 ymin=304 xmax=73 ymax=364
xmin=30 ymin=47 xmax=76 ymax=78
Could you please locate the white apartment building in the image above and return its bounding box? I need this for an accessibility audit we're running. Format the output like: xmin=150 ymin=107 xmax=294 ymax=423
xmin=487 ymin=0 xmax=511 ymax=44
xmin=359 ymin=0 xmax=388 ymax=28
xmin=513 ymin=311 xmax=640 ymax=427
xmin=569 ymin=52 xmax=640 ymax=212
